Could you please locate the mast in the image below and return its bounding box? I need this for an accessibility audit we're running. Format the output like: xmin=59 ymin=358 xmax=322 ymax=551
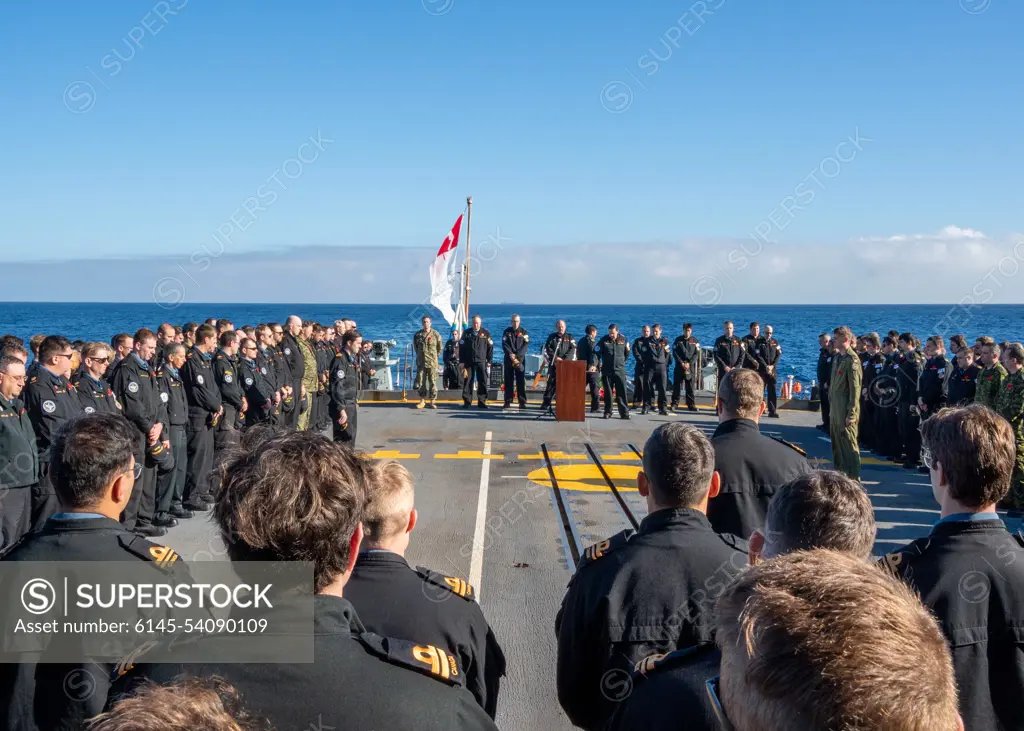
xmin=464 ymin=196 xmax=473 ymax=320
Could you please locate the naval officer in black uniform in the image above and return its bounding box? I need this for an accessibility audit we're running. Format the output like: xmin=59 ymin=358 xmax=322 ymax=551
xmin=577 ymin=324 xmax=601 ymax=413
xmin=460 ymin=315 xmax=493 ymax=408
xmin=501 ymin=314 xmax=529 ymax=410
xmin=0 ymin=413 xmax=194 ymax=731
xmin=883 ymin=404 xmax=1024 ymax=731
xmin=329 ymin=329 xmax=361 ymax=445
xmin=110 ymin=431 xmax=498 ymax=731
xmin=707 ymin=369 xmax=810 ymax=539
xmin=671 ymin=323 xmax=700 ymax=412
xmin=0 ymin=355 xmax=37 ymax=551
xmin=541 ymin=320 xmax=577 ymax=411
xmin=597 ymin=324 xmax=631 ymax=419
xmin=346 ymin=459 xmax=507 ymax=717
xmin=606 ymin=470 xmax=878 ymax=731
xmin=23 ymin=335 xmax=83 ymax=533
xmin=555 ymin=423 xmax=747 ymax=731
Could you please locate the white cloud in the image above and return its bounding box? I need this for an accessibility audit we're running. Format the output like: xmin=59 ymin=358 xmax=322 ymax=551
xmin=3 ymin=227 xmax=1023 ymax=305
xmin=854 ymin=224 xmax=989 ymax=243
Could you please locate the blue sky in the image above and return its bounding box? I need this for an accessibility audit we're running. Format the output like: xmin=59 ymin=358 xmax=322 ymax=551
xmin=0 ymin=1 xmax=1021 ymax=303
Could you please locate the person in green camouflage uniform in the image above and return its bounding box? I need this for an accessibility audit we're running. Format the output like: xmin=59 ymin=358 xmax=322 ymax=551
xmin=975 ymin=336 xmax=1006 ymax=409
xmin=296 ymin=323 xmax=319 ymax=430
xmin=414 ymin=315 xmax=443 ymax=409
xmin=829 ymin=326 xmax=863 ymax=480
xmin=995 ymin=342 xmax=1024 ymax=510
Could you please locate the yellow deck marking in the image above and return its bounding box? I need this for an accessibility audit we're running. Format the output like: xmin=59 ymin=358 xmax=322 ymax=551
xmin=517 ymin=452 xmax=587 ymax=460
xmin=435 ymin=450 xmax=505 ymax=460
xmin=366 ymin=450 xmax=421 ymax=460
xmin=527 ymin=463 xmax=642 ymax=492
xmin=861 ymin=457 xmax=897 ymax=466
xmin=807 ymin=458 xmax=831 ymax=468
xmin=601 ymin=451 xmax=642 ymax=461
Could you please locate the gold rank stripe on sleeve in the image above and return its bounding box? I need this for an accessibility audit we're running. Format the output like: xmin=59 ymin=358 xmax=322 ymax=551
xmin=148 ymin=545 xmax=179 ymax=568
xmin=584 ymin=540 xmax=611 ymax=562
xmin=413 ymin=644 xmax=460 ymax=680
xmin=443 ymin=575 xmax=471 ymax=598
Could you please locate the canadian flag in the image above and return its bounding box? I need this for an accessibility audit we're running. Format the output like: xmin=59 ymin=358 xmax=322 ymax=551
xmin=428 ymin=214 xmax=463 ymax=327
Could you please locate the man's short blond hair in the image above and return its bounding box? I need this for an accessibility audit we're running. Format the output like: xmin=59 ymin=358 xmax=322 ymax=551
xmin=717 ymin=368 xmax=764 ymax=419
xmin=363 ymin=460 xmax=415 ymax=544
xmin=716 ymin=550 xmax=959 ymax=731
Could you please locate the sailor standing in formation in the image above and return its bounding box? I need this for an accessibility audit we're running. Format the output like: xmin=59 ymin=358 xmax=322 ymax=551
xmin=501 ymin=314 xmax=529 ymax=410
xmin=541 ymin=320 xmax=576 ymax=412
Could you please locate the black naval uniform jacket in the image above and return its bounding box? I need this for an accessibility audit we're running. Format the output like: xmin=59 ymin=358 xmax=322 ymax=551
xmin=631 ymin=337 xmax=650 ymax=371
xmin=577 ymin=334 xmax=600 ymax=370
xmin=0 ymin=394 xmax=37 ymax=490
xmin=110 ymin=356 xmax=161 ymax=459
xmin=159 ymin=364 xmax=188 ymax=429
xmin=947 ymin=363 xmax=981 ymax=406
xmin=71 ymin=371 xmax=122 ymax=415
xmin=113 ymin=595 xmax=498 ymax=731
xmin=460 ymin=328 xmax=494 ymax=366
xmin=707 ymin=418 xmax=811 ymax=539
xmin=213 ymin=350 xmax=244 ymax=429
xmin=23 ymin=366 xmax=83 ymax=469
xmin=345 ymin=551 xmax=507 ymax=718
xmin=0 ymin=515 xmax=192 ymax=731
xmin=883 ymin=518 xmax=1024 ymax=731
xmin=544 ymin=332 xmax=577 ymax=363
xmin=182 ymin=346 xmax=222 ymax=423
xmin=238 ymin=357 xmax=275 ymax=425
xmin=918 ymin=355 xmax=951 ymax=411
xmin=554 ymin=508 xmax=747 ymax=731
xmin=597 ymin=334 xmax=630 ymax=373
xmin=672 ymin=335 xmax=701 ymax=379
xmin=741 ymin=334 xmax=762 ymax=370
xmin=712 ymin=335 xmax=744 ymax=377
xmin=644 ymin=336 xmax=670 ymax=369
xmin=816 ymin=346 xmax=833 ymax=388
xmin=501 ymin=326 xmax=529 ymax=366
xmin=279 ymin=332 xmax=304 ymax=389
xmin=605 ymin=643 xmax=721 ymax=731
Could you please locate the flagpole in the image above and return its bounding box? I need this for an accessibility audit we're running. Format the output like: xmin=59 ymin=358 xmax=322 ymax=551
xmin=464 ymin=196 xmax=473 ymax=319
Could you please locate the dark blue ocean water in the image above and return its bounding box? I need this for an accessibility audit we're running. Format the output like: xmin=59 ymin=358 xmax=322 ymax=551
xmin=2 ymin=303 xmax=1021 ymax=389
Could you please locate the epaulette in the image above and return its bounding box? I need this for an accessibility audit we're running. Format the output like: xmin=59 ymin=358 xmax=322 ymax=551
xmin=356 ymin=632 xmax=463 ymax=687
xmin=633 ymin=642 xmax=716 ymax=679
xmin=769 ymin=435 xmax=806 ymax=456
xmin=879 ymin=536 xmax=930 ymax=576
xmin=415 ymin=566 xmax=475 ymax=601
xmin=1013 ymin=528 xmax=1024 ymax=550
xmin=716 ymin=532 xmax=748 ymax=553
xmin=577 ymin=528 xmax=634 ymax=570
xmin=111 ymin=639 xmax=159 ymax=679
xmin=117 ymin=535 xmax=181 ymax=573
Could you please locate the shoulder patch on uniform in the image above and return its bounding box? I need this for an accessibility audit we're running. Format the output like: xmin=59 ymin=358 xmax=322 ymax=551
xmin=415 ymin=566 xmax=475 ymax=601
xmin=357 ymin=632 xmax=464 ymax=687
xmin=577 ymin=528 xmax=635 ymax=569
xmin=117 ymin=535 xmax=180 ymax=573
xmin=879 ymin=537 xmax=930 ymax=576
xmin=768 ymin=435 xmax=806 ymax=456
xmin=633 ymin=642 xmax=715 ymax=679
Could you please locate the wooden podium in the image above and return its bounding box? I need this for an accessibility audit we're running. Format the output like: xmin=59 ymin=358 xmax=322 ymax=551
xmin=555 ymin=360 xmax=586 ymax=422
